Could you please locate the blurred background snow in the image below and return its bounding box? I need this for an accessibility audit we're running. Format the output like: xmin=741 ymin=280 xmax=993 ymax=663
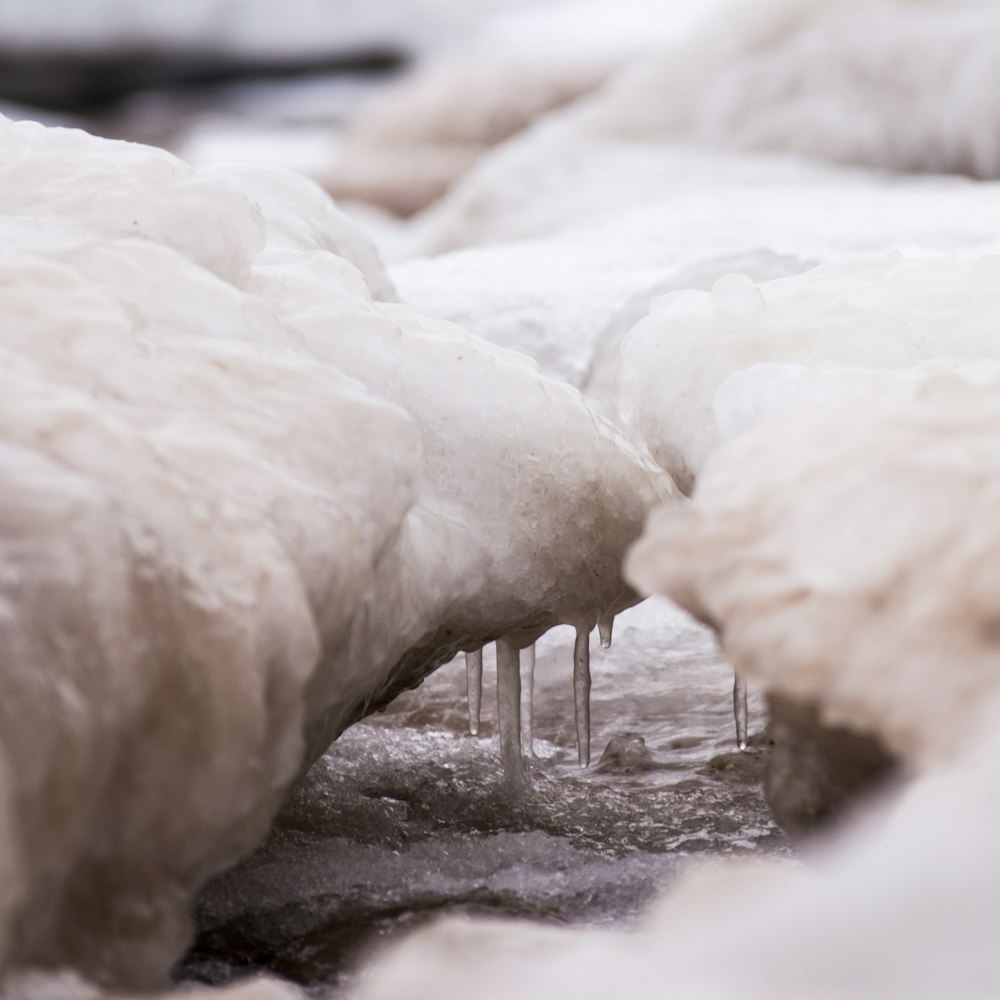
xmin=0 ymin=0 xmax=723 ymax=205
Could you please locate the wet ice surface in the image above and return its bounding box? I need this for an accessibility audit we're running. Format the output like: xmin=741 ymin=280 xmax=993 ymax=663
xmin=179 ymin=599 xmax=785 ymax=995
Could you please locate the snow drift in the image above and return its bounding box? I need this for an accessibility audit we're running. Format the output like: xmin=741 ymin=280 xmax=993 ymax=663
xmin=592 ymin=0 xmax=1000 ymax=179
xmin=352 ymin=357 xmax=1000 ymax=1000
xmin=617 ymin=254 xmax=1000 ymax=494
xmin=0 ymin=116 xmax=669 ymax=989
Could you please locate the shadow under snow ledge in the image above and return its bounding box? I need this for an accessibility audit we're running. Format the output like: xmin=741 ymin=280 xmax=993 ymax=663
xmin=178 ymin=600 xmax=786 ymax=995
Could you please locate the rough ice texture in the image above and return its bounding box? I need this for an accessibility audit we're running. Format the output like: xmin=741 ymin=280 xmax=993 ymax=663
xmin=353 ymin=366 xmax=1000 ymax=1000
xmin=617 ymin=255 xmax=1000 ymax=493
xmin=380 ymin=0 xmax=1000 ymax=391
xmin=0 ymin=116 xmax=670 ymax=989
xmin=0 ymin=119 xmax=265 ymax=284
xmin=386 ymin=38 xmax=1000 ymax=392
xmin=0 ymin=133 xmax=417 ymax=988
xmin=590 ymin=0 xmax=1000 ymax=179
xmin=626 ymin=370 xmax=1000 ymax=767
xmin=246 ymin=248 xmax=672 ymax=766
xmin=201 ymin=162 xmax=398 ymax=301
xmin=394 ymin=134 xmax=1000 ymax=396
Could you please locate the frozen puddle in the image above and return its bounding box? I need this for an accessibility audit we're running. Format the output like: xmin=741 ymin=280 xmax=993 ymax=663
xmin=179 ymin=600 xmax=786 ymax=994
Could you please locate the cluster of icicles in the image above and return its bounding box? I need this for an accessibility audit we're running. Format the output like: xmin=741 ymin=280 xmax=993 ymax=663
xmin=463 ymin=623 xmax=751 ymax=779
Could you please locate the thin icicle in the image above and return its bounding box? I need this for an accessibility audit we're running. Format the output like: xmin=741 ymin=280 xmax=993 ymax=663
xmin=495 ymin=638 xmax=524 ymax=780
xmin=521 ymin=643 xmax=536 ymax=755
xmin=733 ymin=672 xmax=749 ymax=751
xmin=597 ymin=613 xmax=615 ymax=649
xmin=465 ymin=649 xmax=483 ymax=735
xmin=574 ymin=626 xmax=592 ymax=768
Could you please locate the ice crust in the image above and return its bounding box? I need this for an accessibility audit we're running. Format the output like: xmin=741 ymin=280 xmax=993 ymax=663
xmin=393 ymin=137 xmax=1000 ymax=399
xmin=332 ymin=5 xmax=1000 ymax=997
xmin=590 ymin=0 xmax=1000 ymax=179
xmin=618 ymin=255 xmax=1000 ymax=493
xmin=0 ymin=115 xmax=669 ymax=989
xmin=322 ymin=0 xmax=731 ymax=216
xmin=383 ymin=0 xmax=1000 ymax=395
xmin=628 ymin=369 xmax=1000 ymax=767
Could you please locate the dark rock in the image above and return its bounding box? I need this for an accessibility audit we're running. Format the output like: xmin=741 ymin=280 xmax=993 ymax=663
xmin=594 ymin=732 xmax=657 ymax=774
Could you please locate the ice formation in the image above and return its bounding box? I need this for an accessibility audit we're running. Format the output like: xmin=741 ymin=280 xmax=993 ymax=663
xmin=392 ymin=130 xmax=1000 ymax=396
xmin=573 ymin=628 xmax=593 ymax=768
xmin=597 ymin=614 xmax=614 ymax=649
xmin=11 ymin=1 xmax=1000 ymax=994
xmin=244 ymin=248 xmax=672 ymax=765
xmin=494 ymin=639 xmax=524 ymax=780
xmin=0 ymin=115 xmax=670 ymax=989
xmin=521 ymin=643 xmax=536 ymax=754
xmin=617 ymin=255 xmax=1000 ymax=493
xmin=590 ymin=0 xmax=1000 ymax=179
xmin=465 ymin=649 xmax=483 ymax=736
xmin=627 ymin=367 xmax=1000 ymax=767
xmin=0 ymin=126 xmax=419 ymax=989
xmin=354 ymin=362 xmax=1000 ymax=1000
xmin=733 ymin=675 xmax=749 ymax=752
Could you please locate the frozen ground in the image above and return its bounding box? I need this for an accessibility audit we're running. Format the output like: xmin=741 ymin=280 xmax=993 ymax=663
xmin=179 ymin=601 xmax=781 ymax=995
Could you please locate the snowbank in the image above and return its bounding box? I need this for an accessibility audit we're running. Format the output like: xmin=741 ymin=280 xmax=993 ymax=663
xmin=393 ymin=138 xmax=1000 ymax=393
xmin=627 ymin=366 xmax=1000 ymax=766
xmin=0 ymin=116 xmax=669 ymax=988
xmin=617 ymin=254 xmax=1000 ymax=493
xmin=323 ymin=0 xmax=733 ymax=215
xmin=592 ymin=0 xmax=1000 ymax=179
xmin=352 ymin=360 xmax=1000 ymax=1000
xmin=0 ymin=127 xmax=418 ymax=987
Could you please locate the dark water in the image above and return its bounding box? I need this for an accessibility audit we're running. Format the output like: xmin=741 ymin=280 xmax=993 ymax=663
xmin=178 ymin=600 xmax=786 ymax=996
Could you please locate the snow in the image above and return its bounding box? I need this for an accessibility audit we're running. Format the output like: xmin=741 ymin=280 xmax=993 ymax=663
xmin=0 ymin=124 xmax=418 ymax=984
xmin=618 ymin=254 xmax=1000 ymax=492
xmin=589 ymin=0 xmax=1000 ymax=178
xmin=627 ymin=366 xmax=1000 ymax=766
xmin=9 ymin=0 xmax=1000 ymax=995
xmin=0 ymin=113 xmax=671 ymax=988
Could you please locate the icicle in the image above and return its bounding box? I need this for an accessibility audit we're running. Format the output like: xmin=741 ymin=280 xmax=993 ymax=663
xmin=574 ymin=626 xmax=592 ymax=768
xmin=495 ymin=638 xmax=524 ymax=780
xmin=465 ymin=649 xmax=483 ymax=735
xmin=597 ymin=614 xmax=615 ymax=649
xmin=733 ymin=671 xmax=749 ymax=751
xmin=521 ymin=643 xmax=536 ymax=755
